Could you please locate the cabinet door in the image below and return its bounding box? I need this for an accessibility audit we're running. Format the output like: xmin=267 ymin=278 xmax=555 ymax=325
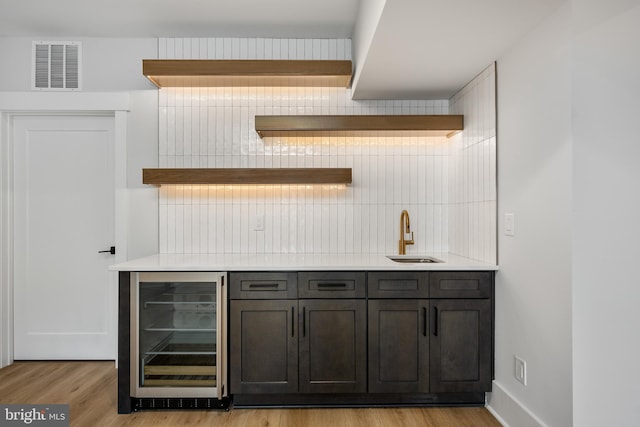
xmin=368 ymin=299 xmax=429 ymax=393
xmin=230 ymin=300 xmax=298 ymax=394
xmin=430 ymin=299 xmax=492 ymax=392
xmin=299 ymin=299 xmax=367 ymax=393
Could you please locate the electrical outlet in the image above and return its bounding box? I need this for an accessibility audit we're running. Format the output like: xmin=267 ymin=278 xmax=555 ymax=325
xmin=514 ymin=355 xmax=527 ymax=386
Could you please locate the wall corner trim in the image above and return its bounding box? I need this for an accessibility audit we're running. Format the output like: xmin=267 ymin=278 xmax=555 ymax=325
xmin=486 ymin=381 xmax=550 ymax=427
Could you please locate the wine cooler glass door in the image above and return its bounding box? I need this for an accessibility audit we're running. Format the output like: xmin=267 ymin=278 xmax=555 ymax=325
xmin=131 ymin=272 xmax=227 ymax=399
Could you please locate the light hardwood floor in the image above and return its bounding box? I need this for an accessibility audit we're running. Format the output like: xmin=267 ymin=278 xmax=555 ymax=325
xmin=0 ymin=361 xmax=502 ymax=427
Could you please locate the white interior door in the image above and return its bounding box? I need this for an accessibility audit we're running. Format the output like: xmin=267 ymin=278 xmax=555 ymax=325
xmin=13 ymin=115 xmax=116 ymax=360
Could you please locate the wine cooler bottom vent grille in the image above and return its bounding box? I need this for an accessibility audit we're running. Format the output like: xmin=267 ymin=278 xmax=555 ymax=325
xmin=134 ymin=397 xmax=230 ymax=411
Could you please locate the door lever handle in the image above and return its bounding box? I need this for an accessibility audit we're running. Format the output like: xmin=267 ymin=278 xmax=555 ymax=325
xmin=98 ymin=246 xmax=116 ymax=255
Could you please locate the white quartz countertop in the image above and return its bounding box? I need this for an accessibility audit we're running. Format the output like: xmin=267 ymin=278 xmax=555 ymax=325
xmin=110 ymin=253 xmax=498 ymax=272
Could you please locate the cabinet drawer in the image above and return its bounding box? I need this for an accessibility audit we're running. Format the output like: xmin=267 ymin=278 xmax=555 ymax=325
xmin=429 ymin=271 xmax=493 ymax=298
xmin=298 ymin=272 xmax=365 ymax=298
xmin=367 ymin=272 xmax=429 ymax=298
xmin=230 ymin=272 xmax=297 ymax=299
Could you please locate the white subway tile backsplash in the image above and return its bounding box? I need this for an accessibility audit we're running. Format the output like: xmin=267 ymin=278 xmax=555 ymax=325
xmin=449 ymin=62 xmax=497 ymax=263
xmin=155 ymin=38 xmax=495 ymax=262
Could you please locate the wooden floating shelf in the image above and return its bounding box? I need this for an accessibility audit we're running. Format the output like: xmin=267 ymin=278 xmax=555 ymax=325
xmin=255 ymin=115 xmax=464 ymax=138
xmin=143 ymin=168 xmax=352 ymax=185
xmin=143 ymin=59 xmax=353 ymax=88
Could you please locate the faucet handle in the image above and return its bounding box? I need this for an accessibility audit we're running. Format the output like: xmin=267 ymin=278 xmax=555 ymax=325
xmin=406 ymin=231 xmax=415 ymax=245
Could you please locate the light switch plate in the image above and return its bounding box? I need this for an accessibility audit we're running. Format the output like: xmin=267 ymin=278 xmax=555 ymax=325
xmin=504 ymin=212 xmax=515 ymax=236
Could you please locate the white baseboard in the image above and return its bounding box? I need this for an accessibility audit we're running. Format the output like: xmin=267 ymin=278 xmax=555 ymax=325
xmin=486 ymin=381 xmax=549 ymax=427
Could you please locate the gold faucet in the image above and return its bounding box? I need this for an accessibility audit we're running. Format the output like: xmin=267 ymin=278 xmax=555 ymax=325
xmin=398 ymin=210 xmax=415 ymax=255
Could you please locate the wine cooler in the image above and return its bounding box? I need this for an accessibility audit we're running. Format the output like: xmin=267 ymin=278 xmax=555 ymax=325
xmin=130 ymin=272 xmax=227 ymax=401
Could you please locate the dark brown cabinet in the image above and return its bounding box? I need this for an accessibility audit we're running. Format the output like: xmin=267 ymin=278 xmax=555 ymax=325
xmin=368 ymin=271 xmax=493 ymax=394
xmin=299 ymin=299 xmax=367 ymax=393
xmin=229 ymin=270 xmax=494 ymax=404
xmin=230 ymin=272 xmax=367 ymax=395
xmin=229 ymin=299 xmax=298 ymax=394
xmin=229 ymin=272 xmax=298 ymax=394
xmin=429 ymin=298 xmax=492 ymax=392
xmin=429 ymin=272 xmax=493 ymax=392
xmin=368 ymin=299 xmax=429 ymax=393
xmin=298 ymin=272 xmax=367 ymax=393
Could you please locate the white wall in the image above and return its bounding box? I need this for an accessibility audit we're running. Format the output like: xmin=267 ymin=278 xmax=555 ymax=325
xmin=489 ymin=3 xmax=573 ymax=427
xmin=125 ymin=90 xmax=159 ymax=259
xmin=0 ymin=37 xmax=156 ymax=91
xmin=351 ymin=0 xmax=386 ymax=93
xmin=0 ymin=36 xmax=160 ymax=259
xmin=491 ymin=1 xmax=640 ymax=426
xmin=0 ymin=37 xmax=159 ymax=367
xmin=572 ymin=1 xmax=640 ymax=426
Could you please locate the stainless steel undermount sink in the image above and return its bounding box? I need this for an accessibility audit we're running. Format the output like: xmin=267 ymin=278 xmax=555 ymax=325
xmin=386 ymin=255 xmax=443 ymax=263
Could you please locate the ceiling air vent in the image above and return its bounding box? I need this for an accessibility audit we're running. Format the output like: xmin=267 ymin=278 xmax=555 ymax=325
xmin=32 ymin=41 xmax=81 ymax=90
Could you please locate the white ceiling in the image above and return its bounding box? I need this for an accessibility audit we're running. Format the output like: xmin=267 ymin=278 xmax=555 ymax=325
xmin=0 ymin=0 xmax=564 ymax=99
xmin=354 ymin=0 xmax=565 ymax=99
